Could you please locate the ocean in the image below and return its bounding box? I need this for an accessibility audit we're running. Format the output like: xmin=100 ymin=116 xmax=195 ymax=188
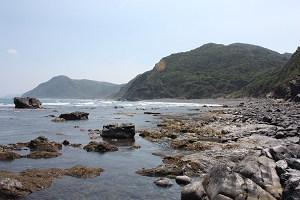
xmin=0 ymin=98 xmax=221 ymax=199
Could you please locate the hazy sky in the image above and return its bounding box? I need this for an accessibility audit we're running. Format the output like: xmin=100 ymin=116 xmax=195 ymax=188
xmin=1 ymin=0 xmax=300 ymax=97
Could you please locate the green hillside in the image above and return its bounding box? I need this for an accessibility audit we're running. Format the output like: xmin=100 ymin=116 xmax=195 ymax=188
xmin=118 ymin=43 xmax=291 ymax=100
xmin=240 ymin=47 xmax=300 ymax=98
xmin=22 ymin=75 xmax=123 ymax=99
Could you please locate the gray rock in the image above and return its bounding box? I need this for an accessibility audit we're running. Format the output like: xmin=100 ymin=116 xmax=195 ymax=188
xmin=286 ymin=158 xmax=300 ymax=170
xmin=281 ymin=169 xmax=300 ymax=200
xmin=153 ymin=178 xmax=173 ymax=188
xmin=101 ymin=123 xmax=135 ymax=139
xmin=261 ymin=148 xmax=273 ymax=159
xmin=181 ymin=181 xmax=205 ymax=200
xmin=269 ymin=145 xmax=295 ymax=161
xmin=276 ymin=160 xmax=288 ymax=175
xmin=203 ymin=156 xmax=282 ymax=200
xmin=203 ymin=165 xmax=248 ymax=199
xmin=175 ymin=175 xmax=191 ymax=185
xmin=13 ymin=97 xmax=42 ymax=108
xmin=275 ymin=131 xmax=285 ymax=139
xmin=286 ymin=144 xmax=300 ymax=158
xmin=234 ymin=155 xmax=282 ymax=199
xmin=295 ymin=94 xmax=300 ymax=102
xmin=263 ymin=116 xmax=272 ymax=123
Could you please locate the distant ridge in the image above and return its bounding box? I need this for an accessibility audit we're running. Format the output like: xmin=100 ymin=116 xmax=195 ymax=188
xmin=116 ymin=43 xmax=291 ymax=100
xmin=21 ymin=75 xmax=123 ymax=99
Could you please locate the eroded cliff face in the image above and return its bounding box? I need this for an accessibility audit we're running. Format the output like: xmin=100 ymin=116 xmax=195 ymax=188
xmin=154 ymin=59 xmax=166 ymax=72
xmin=287 ymin=72 xmax=300 ymax=102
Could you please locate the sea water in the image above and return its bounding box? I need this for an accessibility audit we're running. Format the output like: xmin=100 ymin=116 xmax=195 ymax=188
xmin=0 ymin=98 xmax=221 ymax=200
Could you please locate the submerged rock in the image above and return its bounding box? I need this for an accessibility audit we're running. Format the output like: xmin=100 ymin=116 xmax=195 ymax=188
xmin=59 ymin=111 xmax=89 ymax=120
xmin=0 ymin=165 xmax=104 ymax=199
xmin=1 ymin=136 xmax=63 ymax=159
xmin=0 ymin=152 xmax=21 ymax=161
xmin=51 ymin=117 xmax=66 ymax=122
xmin=83 ymin=141 xmax=119 ymax=152
xmin=101 ymin=123 xmax=135 ymax=139
xmin=13 ymin=97 xmax=42 ymax=108
xmin=28 ymin=136 xmax=62 ymax=152
xmin=24 ymin=151 xmax=61 ymax=159
xmin=138 ymin=129 xmax=179 ymax=142
xmin=136 ymin=164 xmax=183 ymax=177
xmin=129 ymin=145 xmax=141 ymax=150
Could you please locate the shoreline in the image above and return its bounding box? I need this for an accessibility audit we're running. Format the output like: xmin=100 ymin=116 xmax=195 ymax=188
xmin=138 ymin=98 xmax=300 ymax=199
xmin=1 ymin=98 xmax=299 ymax=199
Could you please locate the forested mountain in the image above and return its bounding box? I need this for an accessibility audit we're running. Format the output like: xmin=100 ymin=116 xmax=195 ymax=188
xmin=241 ymin=46 xmax=300 ymax=98
xmin=21 ymin=75 xmax=123 ymax=99
xmin=117 ymin=43 xmax=291 ymax=100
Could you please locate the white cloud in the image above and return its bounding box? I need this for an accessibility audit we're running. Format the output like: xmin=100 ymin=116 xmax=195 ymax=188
xmin=7 ymin=49 xmax=17 ymax=54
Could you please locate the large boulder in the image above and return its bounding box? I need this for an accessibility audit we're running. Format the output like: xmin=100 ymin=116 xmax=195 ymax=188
xmin=181 ymin=181 xmax=205 ymax=200
xmin=59 ymin=111 xmax=89 ymax=120
xmin=234 ymin=155 xmax=282 ymax=199
xmin=101 ymin=123 xmax=135 ymax=139
xmin=203 ymin=155 xmax=282 ymax=200
xmin=13 ymin=97 xmax=42 ymax=108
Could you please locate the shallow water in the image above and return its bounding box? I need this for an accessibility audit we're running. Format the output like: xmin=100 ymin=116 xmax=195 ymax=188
xmin=0 ymin=98 xmax=221 ymax=199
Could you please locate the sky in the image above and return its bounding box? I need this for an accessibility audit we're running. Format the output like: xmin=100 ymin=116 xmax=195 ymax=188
xmin=1 ymin=0 xmax=300 ymax=97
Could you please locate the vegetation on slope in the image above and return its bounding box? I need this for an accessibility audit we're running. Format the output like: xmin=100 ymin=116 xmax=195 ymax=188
xmin=118 ymin=43 xmax=291 ymax=100
xmin=22 ymin=75 xmax=123 ymax=99
xmin=239 ymin=47 xmax=300 ymax=98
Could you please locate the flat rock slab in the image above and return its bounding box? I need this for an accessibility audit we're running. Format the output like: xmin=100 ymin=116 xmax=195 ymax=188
xmin=0 ymin=166 xmax=104 ymax=199
xmin=136 ymin=164 xmax=183 ymax=177
xmin=59 ymin=111 xmax=89 ymax=120
xmin=101 ymin=123 xmax=135 ymax=139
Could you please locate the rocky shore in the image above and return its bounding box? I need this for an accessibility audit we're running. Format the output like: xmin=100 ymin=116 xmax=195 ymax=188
xmin=136 ymin=98 xmax=300 ymax=199
xmin=1 ymin=98 xmax=300 ymax=199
